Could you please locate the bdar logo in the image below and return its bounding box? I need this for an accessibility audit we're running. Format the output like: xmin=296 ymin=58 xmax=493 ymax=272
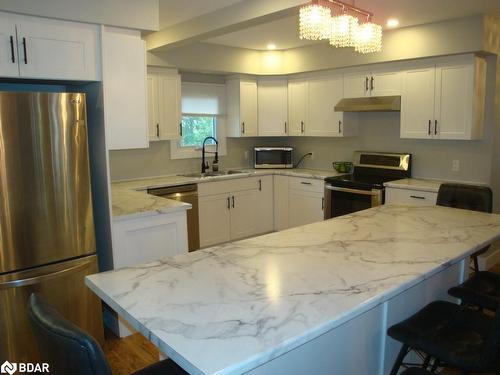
xmin=0 ymin=361 xmax=17 ymax=375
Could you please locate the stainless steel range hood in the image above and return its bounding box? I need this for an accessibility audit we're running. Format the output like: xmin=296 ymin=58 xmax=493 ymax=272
xmin=334 ymin=96 xmax=401 ymax=112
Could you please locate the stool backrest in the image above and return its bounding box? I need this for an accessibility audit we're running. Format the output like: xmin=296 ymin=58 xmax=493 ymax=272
xmin=436 ymin=183 xmax=492 ymax=213
xmin=27 ymin=293 xmax=112 ymax=375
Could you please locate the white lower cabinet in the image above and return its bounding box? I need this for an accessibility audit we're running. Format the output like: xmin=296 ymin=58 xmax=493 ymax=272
xmin=274 ymin=176 xmax=325 ymax=231
xmin=110 ymin=210 xmax=188 ymax=337
xmin=198 ymin=176 xmax=273 ymax=248
xmin=385 ymin=187 xmax=437 ymax=206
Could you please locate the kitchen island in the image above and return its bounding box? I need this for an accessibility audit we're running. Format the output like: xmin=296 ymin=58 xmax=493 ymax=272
xmin=86 ymin=205 xmax=500 ymax=375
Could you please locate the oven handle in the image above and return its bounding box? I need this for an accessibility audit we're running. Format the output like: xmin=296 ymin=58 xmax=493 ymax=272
xmin=325 ymin=185 xmax=380 ymax=196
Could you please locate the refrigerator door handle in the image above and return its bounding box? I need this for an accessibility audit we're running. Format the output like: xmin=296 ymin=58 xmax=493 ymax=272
xmin=0 ymin=261 xmax=90 ymax=289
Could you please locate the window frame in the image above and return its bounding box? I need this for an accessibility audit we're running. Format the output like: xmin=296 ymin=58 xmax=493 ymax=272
xmin=170 ymin=113 xmax=227 ymax=160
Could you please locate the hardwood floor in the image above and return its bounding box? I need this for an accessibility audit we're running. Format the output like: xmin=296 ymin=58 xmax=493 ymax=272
xmin=103 ymin=329 xmax=159 ymax=375
xmin=103 ymin=263 xmax=500 ymax=374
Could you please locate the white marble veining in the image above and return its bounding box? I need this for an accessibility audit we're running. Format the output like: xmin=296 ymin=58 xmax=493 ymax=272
xmin=111 ymin=186 xmax=191 ymax=221
xmin=86 ymin=205 xmax=500 ymax=375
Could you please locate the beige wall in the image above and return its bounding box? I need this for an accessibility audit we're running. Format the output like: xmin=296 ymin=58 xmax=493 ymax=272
xmin=109 ymin=110 xmax=494 ymax=185
xmin=0 ymin=0 xmax=159 ymax=31
xmin=485 ymin=16 xmax=500 ymax=212
xmin=148 ymin=15 xmax=485 ymax=75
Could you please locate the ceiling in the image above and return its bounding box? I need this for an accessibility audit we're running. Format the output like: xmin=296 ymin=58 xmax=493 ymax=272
xmin=158 ymin=0 xmax=244 ymax=29
xmin=198 ymin=0 xmax=500 ymax=50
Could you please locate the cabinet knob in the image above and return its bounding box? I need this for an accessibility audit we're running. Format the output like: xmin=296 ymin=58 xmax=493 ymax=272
xmin=434 ymin=120 xmax=438 ymax=135
xmin=338 ymin=120 xmax=342 ymax=133
xmin=242 ymin=122 xmax=245 ymax=134
xmin=365 ymin=76 xmax=369 ymax=91
xmin=179 ymin=122 xmax=183 ymax=136
xmin=156 ymin=123 xmax=159 ymax=138
xmin=22 ymin=37 xmax=27 ymax=64
xmin=301 ymin=121 xmax=304 ymax=133
xmin=370 ymin=76 xmax=374 ymax=91
xmin=428 ymin=120 xmax=431 ymax=135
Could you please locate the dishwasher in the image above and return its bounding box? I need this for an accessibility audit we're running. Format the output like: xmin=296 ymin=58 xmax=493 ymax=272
xmin=147 ymin=184 xmax=200 ymax=252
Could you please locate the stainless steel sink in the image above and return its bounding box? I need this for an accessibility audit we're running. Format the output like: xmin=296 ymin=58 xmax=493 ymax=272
xmin=180 ymin=170 xmax=247 ymax=178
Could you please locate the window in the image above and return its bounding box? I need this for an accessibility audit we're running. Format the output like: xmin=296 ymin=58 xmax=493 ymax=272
xmin=170 ymin=82 xmax=226 ymax=160
xmin=180 ymin=115 xmax=217 ymax=147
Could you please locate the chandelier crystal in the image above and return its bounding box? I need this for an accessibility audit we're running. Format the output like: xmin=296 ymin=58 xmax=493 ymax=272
xmin=298 ymin=0 xmax=383 ymax=54
xmin=329 ymin=14 xmax=358 ymax=48
xmin=354 ymin=22 xmax=382 ymax=54
xmin=299 ymin=3 xmax=331 ymax=40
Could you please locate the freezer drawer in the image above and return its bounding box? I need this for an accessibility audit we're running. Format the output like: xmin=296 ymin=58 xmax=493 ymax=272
xmin=0 ymin=255 xmax=103 ymax=363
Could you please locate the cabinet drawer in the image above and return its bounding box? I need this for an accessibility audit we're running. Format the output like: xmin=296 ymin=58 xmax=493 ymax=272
xmin=198 ymin=177 xmax=261 ymax=197
xmin=288 ymin=177 xmax=324 ymax=193
xmin=385 ymin=188 xmax=437 ymax=206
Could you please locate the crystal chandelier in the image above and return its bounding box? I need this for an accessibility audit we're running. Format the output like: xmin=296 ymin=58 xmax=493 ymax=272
xmin=299 ymin=0 xmax=383 ymax=54
xmin=299 ymin=3 xmax=331 ymax=40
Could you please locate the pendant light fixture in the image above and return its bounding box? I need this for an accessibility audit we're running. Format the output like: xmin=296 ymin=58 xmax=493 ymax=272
xmin=299 ymin=0 xmax=383 ymax=54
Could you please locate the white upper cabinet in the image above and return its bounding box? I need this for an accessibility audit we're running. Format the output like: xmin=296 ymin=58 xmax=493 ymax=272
xmin=400 ymin=66 xmax=436 ymax=139
xmin=257 ymin=79 xmax=288 ymax=136
xmin=344 ymin=68 xmax=402 ymax=98
xmin=288 ymin=80 xmax=308 ymax=136
xmin=0 ymin=14 xmax=19 ymax=77
xmin=102 ymin=27 xmax=148 ymax=150
xmin=401 ymin=55 xmax=486 ymax=140
xmin=307 ymin=75 xmax=346 ymax=137
xmin=0 ymin=12 xmax=98 ymax=81
xmin=227 ymin=79 xmax=258 ymax=137
xmin=147 ymin=70 xmax=181 ymax=141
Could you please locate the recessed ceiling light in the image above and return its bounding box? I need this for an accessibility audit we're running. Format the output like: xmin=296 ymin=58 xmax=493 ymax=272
xmin=267 ymin=43 xmax=277 ymax=50
xmin=386 ymin=19 xmax=399 ymax=28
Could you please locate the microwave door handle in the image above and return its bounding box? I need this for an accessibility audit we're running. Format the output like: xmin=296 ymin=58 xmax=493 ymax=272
xmin=325 ymin=185 xmax=380 ymax=196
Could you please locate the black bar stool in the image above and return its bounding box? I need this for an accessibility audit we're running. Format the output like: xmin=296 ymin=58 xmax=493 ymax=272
xmin=436 ymin=183 xmax=493 ymax=272
xmin=387 ymin=300 xmax=500 ymax=375
xmin=28 ymin=293 xmax=187 ymax=375
xmin=401 ymin=369 xmax=433 ymax=375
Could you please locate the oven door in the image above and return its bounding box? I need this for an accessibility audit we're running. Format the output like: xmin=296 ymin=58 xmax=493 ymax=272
xmin=325 ymin=185 xmax=383 ymax=218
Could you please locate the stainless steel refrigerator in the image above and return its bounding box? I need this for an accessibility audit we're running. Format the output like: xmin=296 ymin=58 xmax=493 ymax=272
xmin=0 ymin=92 xmax=103 ymax=363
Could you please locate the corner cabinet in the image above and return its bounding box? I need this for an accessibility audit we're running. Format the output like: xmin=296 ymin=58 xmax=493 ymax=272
xmin=147 ymin=70 xmax=182 ymax=141
xmin=227 ymin=79 xmax=258 ymax=137
xmin=0 ymin=11 xmax=99 ymax=80
xmin=400 ymin=55 xmax=486 ymax=140
xmin=257 ymin=79 xmax=288 ymax=136
xmin=102 ymin=27 xmax=148 ymax=150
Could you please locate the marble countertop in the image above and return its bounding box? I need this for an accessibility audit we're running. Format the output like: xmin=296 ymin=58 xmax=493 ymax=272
xmin=86 ymin=205 xmax=500 ymax=375
xmin=111 ymin=168 xmax=340 ymax=220
xmin=111 ymin=186 xmax=191 ymax=221
xmin=112 ymin=168 xmax=340 ymax=192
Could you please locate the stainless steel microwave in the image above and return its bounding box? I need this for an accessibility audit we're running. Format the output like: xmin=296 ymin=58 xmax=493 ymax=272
xmin=254 ymin=147 xmax=293 ymax=169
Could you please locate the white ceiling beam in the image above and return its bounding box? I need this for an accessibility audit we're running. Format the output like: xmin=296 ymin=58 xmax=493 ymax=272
xmin=145 ymin=0 xmax=306 ymax=51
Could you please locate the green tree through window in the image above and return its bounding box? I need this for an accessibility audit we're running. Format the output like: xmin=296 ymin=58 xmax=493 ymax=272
xmin=180 ymin=115 xmax=216 ymax=147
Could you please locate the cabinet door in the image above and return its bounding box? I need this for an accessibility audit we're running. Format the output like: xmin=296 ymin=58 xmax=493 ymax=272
xmin=199 ymin=193 xmax=231 ymax=248
xmin=16 ymin=17 xmax=98 ymax=80
xmin=434 ymin=62 xmax=474 ymax=140
xmin=255 ymin=176 xmax=274 ymax=234
xmin=289 ymin=190 xmax=324 ymax=228
xmin=288 ymin=80 xmax=308 ymax=136
xmin=307 ymin=76 xmax=344 ymax=137
xmin=230 ymin=189 xmax=259 ymax=241
xmin=258 ymin=80 xmax=288 ymax=136
xmin=343 ymin=72 xmax=369 ymax=98
xmin=112 ymin=212 xmax=188 ymax=269
xmin=371 ymin=70 xmax=402 ymax=96
xmin=147 ymin=73 xmax=160 ymax=141
xmin=158 ymin=73 xmax=181 ymax=140
xmin=102 ymin=27 xmax=148 ymax=150
xmin=0 ymin=14 xmax=19 ymax=77
xmin=400 ymin=67 xmax=435 ymax=139
xmin=273 ymin=175 xmax=289 ymax=231
xmin=240 ymin=81 xmax=258 ymax=136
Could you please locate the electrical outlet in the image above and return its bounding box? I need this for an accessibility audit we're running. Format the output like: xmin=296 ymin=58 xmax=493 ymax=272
xmin=309 ymin=151 xmax=314 ymax=160
xmin=452 ymin=159 xmax=460 ymax=172
xmin=244 ymin=150 xmax=250 ymax=160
